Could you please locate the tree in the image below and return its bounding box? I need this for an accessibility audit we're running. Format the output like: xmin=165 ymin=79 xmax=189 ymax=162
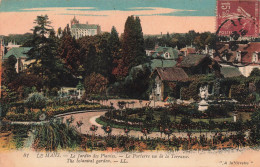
xmin=108 ymin=65 xmax=151 ymax=99
xmin=78 ymin=33 xmax=113 ymax=80
xmin=26 ymin=15 xmax=66 ymax=89
xmin=25 ymin=92 xmax=48 ymax=111
xmin=250 ymin=68 xmax=260 ymax=77
xmin=8 ymin=73 xmax=43 ymax=99
xmin=2 ymin=55 xmax=17 ymax=86
xmin=115 ymin=16 xmax=147 ymax=79
xmin=109 ymin=26 xmax=121 ymax=82
xmin=58 ymin=24 xmax=80 ymax=76
xmin=250 ymin=109 xmax=260 ymax=145
xmin=84 ymin=72 xmax=108 ymax=97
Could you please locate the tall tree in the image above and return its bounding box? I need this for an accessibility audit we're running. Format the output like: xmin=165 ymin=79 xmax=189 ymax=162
xmin=58 ymin=24 xmax=80 ymax=76
xmin=78 ymin=33 xmax=113 ymax=80
xmin=109 ymin=26 xmax=121 ymax=82
xmin=114 ymin=16 xmax=146 ymax=79
xmin=26 ymin=15 xmax=64 ymax=89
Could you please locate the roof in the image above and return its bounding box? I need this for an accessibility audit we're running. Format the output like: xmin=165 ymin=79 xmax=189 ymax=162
xmin=150 ymin=59 xmax=177 ymax=70
xmin=215 ymin=42 xmax=260 ymax=64
xmin=3 ymin=47 xmax=31 ymax=59
xmin=220 ymin=65 xmax=242 ymax=78
xmin=152 ymin=67 xmax=189 ymax=81
xmin=180 ymin=47 xmax=196 ymax=54
xmin=178 ymin=54 xmax=208 ymax=68
xmin=151 ymin=46 xmax=179 ymax=59
xmin=71 ymin=24 xmax=99 ymax=29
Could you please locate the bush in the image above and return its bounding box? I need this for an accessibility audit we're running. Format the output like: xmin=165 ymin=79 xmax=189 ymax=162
xmin=25 ymin=92 xmax=48 ymax=110
xmin=33 ymin=122 xmax=82 ymax=151
xmin=205 ymin=104 xmax=231 ymax=118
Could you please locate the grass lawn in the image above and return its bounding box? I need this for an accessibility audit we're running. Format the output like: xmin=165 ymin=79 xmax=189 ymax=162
xmin=96 ymin=117 xmax=231 ymax=133
xmin=128 ymin=111 xmax=234 ymax=123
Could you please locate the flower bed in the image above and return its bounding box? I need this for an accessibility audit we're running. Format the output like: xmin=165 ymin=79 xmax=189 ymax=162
xmin=44 ymin=104 xmax=108 ymax=117
xmin=4 ymin=104 xmax=110 ymax=122
xmin=100 ymin=107 xmax=248 ymax=132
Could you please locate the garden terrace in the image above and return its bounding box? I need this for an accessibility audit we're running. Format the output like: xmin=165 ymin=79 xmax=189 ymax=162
xmin=0 ymin=123 xmax=256 ymax=151
xmin=98 ymin=105 xmax=253 ymax=132
xmin=3 ymin=99 xmax=111 ymax=122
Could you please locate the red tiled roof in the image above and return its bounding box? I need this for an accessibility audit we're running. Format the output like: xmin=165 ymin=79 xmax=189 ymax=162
xmin=180 ymin=47 xmax=196 ymax=54
xmin=215 ymin=42 xmax=260 ymax=64
xmin=152 ymin=67 xmax=189 ymax=81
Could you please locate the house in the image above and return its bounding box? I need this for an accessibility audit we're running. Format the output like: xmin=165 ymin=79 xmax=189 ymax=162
xmin=70 ymin=16 xmax=101 ymax=39
xmin=150 ymin=67 xmax=189 ymax=101
xmin=220 ymin=64 xmax=243 ymax=78
xmin=59 ymin=87 xmax=85 ymax=99
xmin=3 ymin=47 xmax=32 ymax=73
xmin=146 ymin=45 xmax=179 ymax=60
xmin=180 ymin=47 xmax=196 ymax=56
xmin=177 ymin=54 xmax=220 ymax=75
xmin=6 ymin=41 xmax=20 ymax=51
xmin=214 ymin=42 xmax=260 ymax=77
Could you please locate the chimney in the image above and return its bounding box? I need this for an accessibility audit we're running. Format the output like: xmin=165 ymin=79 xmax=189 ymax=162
xmin=155 ymin=43 xmax=159 ymax=50
xmin=205 ymin=45 xmax=209 ymax=54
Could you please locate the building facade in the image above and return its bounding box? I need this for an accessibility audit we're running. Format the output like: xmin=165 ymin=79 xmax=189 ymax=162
xmin=3 ymin=47 xmax=33 ymax=73
xmin=214 ymin=42 xmax=260 ymax=77
xmin=70 ymin=17 xmax=101 ymax=39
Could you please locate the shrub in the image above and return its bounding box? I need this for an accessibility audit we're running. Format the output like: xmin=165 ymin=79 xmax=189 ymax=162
xmin=25 ymin=92 xmax=48 ymax=110
xmin=32 ymin=122 xmax=82 ymax=151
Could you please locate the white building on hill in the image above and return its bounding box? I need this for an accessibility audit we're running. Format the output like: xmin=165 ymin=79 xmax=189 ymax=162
xmin=70 ymin=16 xmax=101 ymax=39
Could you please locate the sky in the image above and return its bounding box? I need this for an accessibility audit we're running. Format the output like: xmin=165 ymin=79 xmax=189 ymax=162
xmin=0 ymin=0 xmax=216 ymax=35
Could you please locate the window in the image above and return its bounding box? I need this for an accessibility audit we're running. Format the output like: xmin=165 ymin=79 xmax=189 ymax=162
xmin=236 ymin=51 xmax=241 ymax=62
xmin=223 ymin=55 xmax=227 ymax=61
xmin=252 ymin=52 xmax=258 ymax=63
xmin=164 ymin=52 xmax=170 ymax=59
xmin=156 ymin=83 xmax=161 ymax=95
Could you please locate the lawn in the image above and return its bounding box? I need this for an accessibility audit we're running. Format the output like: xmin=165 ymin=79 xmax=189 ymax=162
xmin=128 ymin=111 xmax=234 ymax=123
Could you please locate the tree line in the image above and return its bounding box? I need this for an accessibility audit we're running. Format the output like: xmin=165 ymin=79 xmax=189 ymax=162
xmin=2 ymin=15 xmax=221 ymax=100
xmin=1 ymin=15 xmax=148 ymax=100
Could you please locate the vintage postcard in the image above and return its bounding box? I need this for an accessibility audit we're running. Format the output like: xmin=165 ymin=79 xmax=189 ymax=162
xmin=1 ymin=0 xmax=260 ymax=166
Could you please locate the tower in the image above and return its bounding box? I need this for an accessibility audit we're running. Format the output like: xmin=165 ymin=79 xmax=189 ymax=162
xmin=70 ymin=16 xmax=79 ymax=26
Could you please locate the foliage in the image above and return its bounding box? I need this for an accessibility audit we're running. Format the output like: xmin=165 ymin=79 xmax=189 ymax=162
xmin=249 ymin=68 xmax=260 ymax=77
xmin=108 ymin=65 xmax=151 ymax=99
xmin=205 ymin=105 xmax=231 ymax=118
xmin=0 ymin=86 xmax=19 ymax=117
xmin=84 ymin=72 xmax=108 ymax=97
xmin=25 ymin=92 xmax=48 ymax=110
xmin=58 ymin=24 xmax=81 ymax=76
xmin=250 ymin=109 xmax=260 ymax=145
xmin=114 ymin=15 xmax=147 ymax=79
xmin=109 ymin=26 xmax=121 ymax=82
xmin=2 ymin=55 xmax=17 ymax=86
xmin=4 ymin=111 xmax=41 ymax=121
xmin=8 ymin=74 xmax=42 ymax=95
xmin=78 ymin=33 xmax=113 ymax=80
xmin=26 ymin=15 xmax=68 ymax=89
xmin=44 ymin=104 xmax=106 ymax=118
xmin=33 ymin=122 xmax=82 ymax=151
xmin=144 ymin=30 xmax=216 ymax=51
xmin=4 ymin=103 xmax=105 ymax=121
xmin=3 ymin=33 xmax=34 ymax=46
xmin=180 ymin=75 xmax=215 ymax=101
xmin=230 ymin=84 xmax=249 ymax=103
